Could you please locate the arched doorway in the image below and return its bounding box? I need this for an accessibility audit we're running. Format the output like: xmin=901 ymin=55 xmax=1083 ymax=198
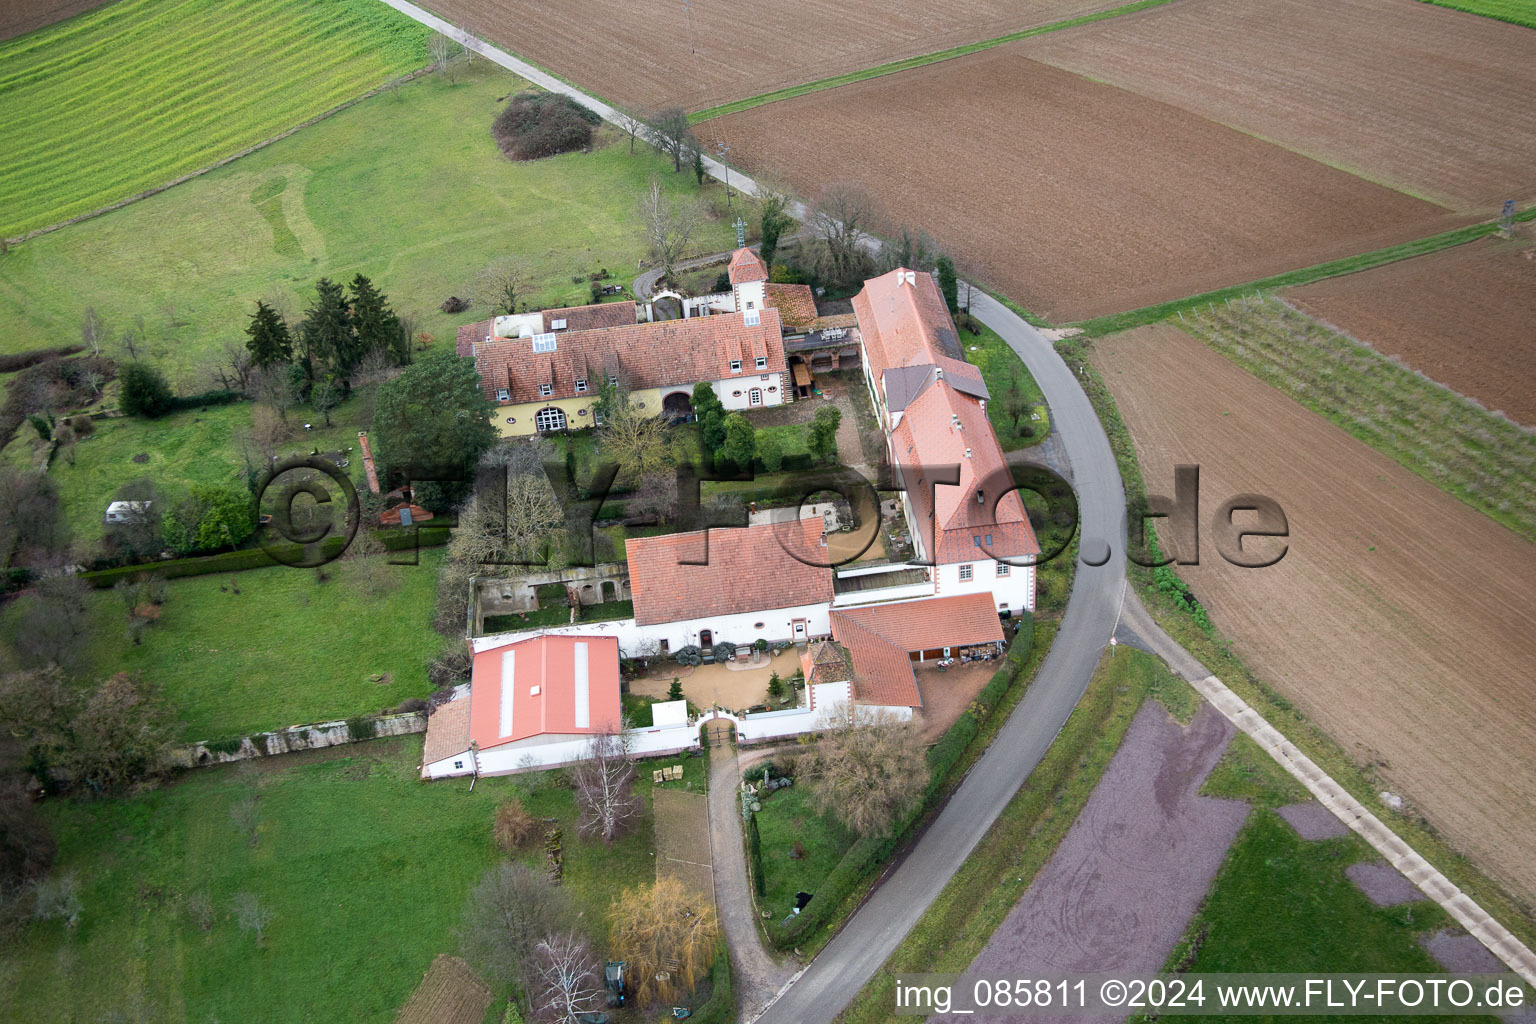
xmin=702 ymin=718 xmax=735 ymax=748
xmin=534 ymin=406 xmax=567 ymax=433
xmin=698 ymin=628 xmax=713 ymax=648
xmin=661 ymin=390 xmax=693 ymax=422
xmin=652 ymin=295 xmax=683 ymax=321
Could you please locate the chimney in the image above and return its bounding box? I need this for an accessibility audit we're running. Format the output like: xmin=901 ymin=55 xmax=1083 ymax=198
xmin=951 ymin=414 xmax=961 ymax=430
xmin=935 ymin=366 xmax=944 ymax=380
xmin=965 ymin=447 xmax=973 ymax=460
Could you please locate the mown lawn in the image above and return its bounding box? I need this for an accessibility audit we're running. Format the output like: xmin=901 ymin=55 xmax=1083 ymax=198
xmin=0 ymin=736 xmax=657 ymax=1023
xmin=0 ymin=549 xmax=447 ymax=740
xmin=1419 ymin=0 xmax=1536 ymax=29
xmin=753 ymin=779 xmax=856 ymax=922
xmin=0 ymin=61 xmax=742 ymax=378
xmin=961 ymin=323 xmax=1048 ymax=450
xmin=2 ymin=389 xmax=375 ymax=547
xmin=0 ymin=0 xmax=429 ymax=237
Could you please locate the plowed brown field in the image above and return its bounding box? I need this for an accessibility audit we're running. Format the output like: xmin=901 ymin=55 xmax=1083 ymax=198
xmin=1288 ymin=236 xmax=1536 ymax=426
xmin=705 ymin=49 xmax=1464 ymax=323
xmin=1019 ymin=0 xmax=1536 ymax=210
xmin=426 ymin=0 xmax=1130 ymax=110
xmin=1 ymin=0 xmax=108 ymax=40
xmin=1092 ymin=324 xmax=1536 ymax=906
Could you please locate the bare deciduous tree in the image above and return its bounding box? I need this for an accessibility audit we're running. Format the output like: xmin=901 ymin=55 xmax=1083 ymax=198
xmin=80 ymin=308 xmax=106 ymax=357
xmin=429 ymin=31 xmax=458 ymax=81
xmin=251 ymin=365 xmax=299 ymax=421
xmin=613 ymin=107 xmax=646 ymax=156
xmin=32 ymin=872 xmax=81 ymax=928
xmin=16 ymin=575 xmax=91 ymax=675
xmin=451 ymin=443 xmax=565 ymax=570
xmin=644 ymin=107 xmax=697 ymax=173
xmin=229 ymin=789 xmax=261 ymax=847
xmin=799 ymin=701 xmax=928 ymax=837
xmin=597 ymin=391 xmax=671 ymax=478
xmin=637 ymin=177 xmax=700 ymax=284
xmin=0 ymin=465 xmax=66 ymax=569
xmin=232 ymin=891 xmax=274 ymax=945
xmin=472 ymin=257 xmax=531 ymax=315
xmin=457 ymin=862 xmax=575 ymax=989
xmin=571 ymin=730 xmax=641 ymax=843
xmin=806 ymin=182 xmax=881 ymax=290
xmin=530 ymin=932 xmax=602 ymax=1024
xmin=206 ymin=339 xmax=254 ymax=394
xmin=343 ymin=528 xmax=394 ymax=596
xmin=493 ymin=797 xmax=537 ymax=853
xmin=607 ymin=877 xmax=719 ymax=1006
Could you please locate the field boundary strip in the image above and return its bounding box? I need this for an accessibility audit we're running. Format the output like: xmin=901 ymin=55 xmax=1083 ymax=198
xmin=686 ymin=0 xmax=1175 ymax=124
xmin=1418 ymin=0 xmax=1536 ymax=30
xmin=2 ymin=65 xmax=434 ymax=248
xmin=1190 ymin=671 xmax=1536 ymax=987
xmin=1070 ymin=207 xmax=1535 ymax=335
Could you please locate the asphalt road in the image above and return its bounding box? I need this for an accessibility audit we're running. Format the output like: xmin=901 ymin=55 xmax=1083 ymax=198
xmin=751 ymin=294 xmax=1129 ymax=1024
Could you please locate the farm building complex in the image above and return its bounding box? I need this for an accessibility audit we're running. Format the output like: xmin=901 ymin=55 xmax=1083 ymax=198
xmin=425 ymin=257 xmax=1037 ymax=777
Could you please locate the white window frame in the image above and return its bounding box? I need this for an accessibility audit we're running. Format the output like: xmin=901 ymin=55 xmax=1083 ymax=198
xmin=574 ymin=378 xmax=588 ymax=393
xmin=495 ymin=388 xmax=510 ymax=402
xmin=535 ymin=407 xmax=566 ymax=432
xmin=996 ymin=562 xmax=1010 ymax=577
xmin=755 ymin=356 xmax=767 ymax=370
xmin=749 ymin=388 xmax=762 ymax=406
xmin=958 ymin=563 xmax=973 ymax=581
xmin=730 ymin=360 xmax=742 ymax=373
xmin=538 ymin=383 xmax=553 ymax=397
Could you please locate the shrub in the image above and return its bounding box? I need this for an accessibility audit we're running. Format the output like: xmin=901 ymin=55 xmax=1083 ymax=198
xmin=118 ymin=361 xmax=173 ymax=418
xmin=711 ymin=640 xmax=736 ymax=663
xmin=492 ymin=92 xmax=601 ymax=161
xmin=667 ymin=678 xmax=684 ymax=702
xmin=393 ymin=698 xmax=428 ymax=715
xmin=0 ymin=345 xmax=83 ymax=374
xmin=674 ymin=645 xmax=702 ymax=668
xmin=493 ymin=798 xmax=538 ymax=854
xmin=203 ymin=736 xmax=244 ymax=756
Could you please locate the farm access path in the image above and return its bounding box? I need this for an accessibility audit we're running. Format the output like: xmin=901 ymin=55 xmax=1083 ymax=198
xmin=373 ymin=0 xmax=1536 ymax=1007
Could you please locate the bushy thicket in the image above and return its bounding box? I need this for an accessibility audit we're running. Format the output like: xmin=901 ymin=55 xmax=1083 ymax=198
xmin=492 ymin=91 xmax=600 ymax=161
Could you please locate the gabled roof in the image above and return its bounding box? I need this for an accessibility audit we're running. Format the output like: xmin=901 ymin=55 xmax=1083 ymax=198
xmin=882 ymin=361 xmax=988 ymax=415
xmin=852 ymin=268 xmax=963 ymax=381
xmin=625 ymin=520 xmax=833 ymax=626
xmin=422 ymin=692 xmax=472 ymax=766
xmin=468 ymin=634 xmax=622 ymax=749
xmin=890 ymin=381 xmax=1039 ymax=565
xmin=830 ymin=594 xmax=1007 ymax=708
xmin=728 ymin=247 xmax=768 ymax=285
xmin=801 ymin=640 xmax=852 ymax=687
xmin=473 ymin=309 xmax=787 ymax=406
xmin=456 ymin=301 xmax=637 ymax=357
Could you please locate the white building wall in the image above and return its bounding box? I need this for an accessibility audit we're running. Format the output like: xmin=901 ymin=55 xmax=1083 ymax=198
xmin=936 ymin=559 xmax=1036 ymax=615
xmin=711 ymin=373 xmax=784 ymax=411
xmin=471 ymin=602 xmax=833 ymax=661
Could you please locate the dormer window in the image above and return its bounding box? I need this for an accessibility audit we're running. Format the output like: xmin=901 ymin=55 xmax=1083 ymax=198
xmin=550 ymin=318 xmax=567 ymax=330
xmin=755 ymin=356 xmax=767 ymax=370
xmin=730 ymin=360 xmax=742 ymax=373
xmin=539 ymin=383 xmax=553 ymax=397
xmin=532 ymin=332 xmax=557 ymax=353
xmin=575 ymin=379 xmax=588 ymax=393
xmin=495 ymin=388 xmax=510 ymax=402
xmin=744 ymin=309 xmax=761 ymax=327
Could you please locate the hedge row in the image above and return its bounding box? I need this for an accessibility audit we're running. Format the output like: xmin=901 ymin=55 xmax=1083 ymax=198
xmin=767 ymin=611 xmax=1034 ymax=947
xmin=0 ymin=345 xmax=83 ymax=374
xmin=163 ymin=388 xmax=242 ymax=415
xmin=689 ymin=947 xmax=734 ymax=1024
xmin=80 ymin=527 xmax=449 ymax=588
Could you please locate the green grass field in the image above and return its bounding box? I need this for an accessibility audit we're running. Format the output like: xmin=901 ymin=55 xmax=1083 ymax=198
xmin=0 ymin=548 xmax=446 ymax=739
xmin=0 ymin=736 xmax=657 ymax=1023
xmin=0 ymin=60 xmax=741 ymax=379
xmin=0 ymin=0 xmax=430 ymax=238
xmin=962 ymin=322 xmax=1048 ymax=450
xmin=1419 ymin=0 xmax=1536 ymax=29
xmin=754 ymin=780 xmax=856 ymax=921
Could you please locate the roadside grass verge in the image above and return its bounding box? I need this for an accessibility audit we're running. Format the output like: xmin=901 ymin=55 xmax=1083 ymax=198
xmin=962 ymin=322 xmax=1048 ymax=451
xmin=0 ymin=61 xmax=741 ymax=378
xmin=688 ymin=0 xmax=1175 ymax=123
xmin=0 ymin=0 xmax=429 ymax=237
xmin=0 ymin=736 xmax=656 ymax=1023
xmin=0 ymin=550 xmax=447 ymax=740
xmin=1181 ymin=299 xmax=1536 ymax=543
xmin=836 ymin=648 xmax=1173 ymax=1024
xmin=1053 ymin=331 xmax=1536 ymax=952
xmin=1070 ymin=208 xmax=1536 ymax=336
xmin=1419 ymin=0 xmax=1536 ymax=29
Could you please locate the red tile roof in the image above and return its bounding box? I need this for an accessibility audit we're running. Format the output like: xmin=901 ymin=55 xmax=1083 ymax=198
xmin=852 ymin=268 xmax=964 ymax=381
xmin=422 ymin=693 xmax=472 ymax=765
xmin=891 ymin=380 xmax=1039 ymax=564
xmin=801 ymin=640 xmax=852 ymax=687
xmin=830 ymin=594 xmax=1007 ymax=707
xmin=455 ymin=302 xmax=637 ymax=358
xmin=728 ymin=247 xmax=768 ymax=285
xmin=469 ymin=634 xmax=622 ymax=749
xmin=625 ymin=520 xmax=833 ymax=626
xmin=764 ymin=283 xmax=818 ymax=329
xmin=473 ymin=309 xmax=787 ymax=406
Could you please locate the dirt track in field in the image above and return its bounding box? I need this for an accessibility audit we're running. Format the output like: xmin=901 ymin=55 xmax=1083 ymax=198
xmin=1092 ymin=324 xmax=1536 ymax=907
xmin=1288 ymin=236 xmax=1536 ymax=426
xmin=705 ymin=49 xmax=1464 ymax=323
xmin=1019 ymin=0 xmax=1536 ymax=211
xmin=0 ymin=0 xmax=109 ymax=40
xmin=426 ymin=0 xmax=1129 ymax=110
xmin=939 ymin=702 xmax=1245 ymax=1024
